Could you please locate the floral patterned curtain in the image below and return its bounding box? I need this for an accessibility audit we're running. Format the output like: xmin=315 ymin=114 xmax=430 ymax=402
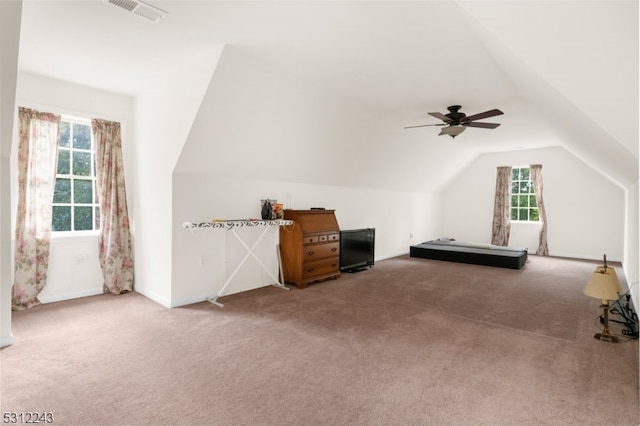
xmin=12 ymin=108 xmax=61 ymax=310
xmin=92 ymin=119 xmax=134 ymax=294
xmin=530 ymin=164 xmax=549 ymax=255
xmin=491 ymin=166 xmax=512 ymax=246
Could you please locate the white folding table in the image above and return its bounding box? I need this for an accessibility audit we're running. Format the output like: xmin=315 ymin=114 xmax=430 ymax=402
xmin=183 ymin=219 xmax=293 ymax=307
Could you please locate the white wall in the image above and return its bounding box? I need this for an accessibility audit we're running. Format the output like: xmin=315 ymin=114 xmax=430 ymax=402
xmin=132 ymin=47 xmax=222 ymax=307
xmin=37 ymin=235 xmax=103 ymax=303
xmin=4 ymin=46 xmax=221 ymax=310
xmin=11 ymin=43 xmax=439 ymax=310
xmin=0 ymin=0 xmax=22 ymax=348
xmin=172 ymin=174 xmax=440 ymax=306
xmin=441 ymin=146 xmax=625 ymax=261
xmin=3 ymin=42 xmax=633 ymax=316
xmin=169 ymin=45 xmax=445 ymax=306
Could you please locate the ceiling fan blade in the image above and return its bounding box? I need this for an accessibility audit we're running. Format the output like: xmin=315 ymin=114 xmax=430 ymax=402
xmin=404 ymin=123 xmax=446 ymax=129
xmin=464 ymin=122 xmax=501 ymax=129
xmin=464 ymin=109 xmax=504 ymax=122
xmin=428 ymin=112 xmax=453 ymax=123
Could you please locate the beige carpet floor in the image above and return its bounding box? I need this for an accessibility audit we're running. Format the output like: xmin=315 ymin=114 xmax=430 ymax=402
xmin=1 ymin=254 xmax=638 ymax=425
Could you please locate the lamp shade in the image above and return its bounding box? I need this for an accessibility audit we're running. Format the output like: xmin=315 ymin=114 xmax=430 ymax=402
xmin=584 ymin=266 xmax=622 ymax=302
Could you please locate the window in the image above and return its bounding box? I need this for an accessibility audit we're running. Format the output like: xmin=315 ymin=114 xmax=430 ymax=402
xmin=511 ymin=166 xmax=539 ymax=222
xmin=52 ymin=118 xmax=100 ymax=232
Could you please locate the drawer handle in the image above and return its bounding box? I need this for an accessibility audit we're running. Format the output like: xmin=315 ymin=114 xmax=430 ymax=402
xmin=307 ymin=251 xmax=314 ymax=256
xmin=331 ymin=263 xmax=337 ymax=267
xmin=307 ymin=268 xmax=314 ymax=273
xmin=331 ymin=247 xmax=337 ymax=252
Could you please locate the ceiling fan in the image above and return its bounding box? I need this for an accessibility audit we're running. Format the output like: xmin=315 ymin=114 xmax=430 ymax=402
xmin=404 ymin=105 xmax=503 ymax=138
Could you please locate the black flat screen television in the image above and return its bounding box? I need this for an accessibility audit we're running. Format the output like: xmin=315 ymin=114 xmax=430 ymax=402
xmin=340 ymin=228 xmax=375 ymax=272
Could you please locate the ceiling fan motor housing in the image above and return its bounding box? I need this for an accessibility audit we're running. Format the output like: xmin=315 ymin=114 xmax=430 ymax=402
xmin=445 ymin=105 xmax=466 ymax=124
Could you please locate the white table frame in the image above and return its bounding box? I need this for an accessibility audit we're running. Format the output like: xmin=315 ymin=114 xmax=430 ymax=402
xmin=183 ymin=220 xmax=293 ymax=307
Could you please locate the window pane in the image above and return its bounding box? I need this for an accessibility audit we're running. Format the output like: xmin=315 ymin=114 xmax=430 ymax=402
xmin=508 ymin=166 xmax=538 ymax=222
xmin=73 ymin=124 xmax=92 ymax=150
xmin=74 ymin=206 xmax=93 ymax=230
xmin=52 ymin=206 xmax=71 ymax=231
xmin=59 ymin=122 xmax=70 ymax=148
xmin=518 ymin=195 xmax=529 ymax=208
xmin=53 ymin=118 xmax=100 ymax=233
xmin=74 ymin=179 xmax=93 ymax=204
xmin=57 ymin=149 xmax=70 ymax=175
xmin=73 ymin=151 xmax=92 ymax=176
xmin=53 ymin=178 xmax=71 ymax=203
xmin=530 ymin=209 xmax=540 ymax=221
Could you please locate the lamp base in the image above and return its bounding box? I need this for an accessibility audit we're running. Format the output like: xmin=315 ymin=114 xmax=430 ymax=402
xmin=593 ymin=332 xmax=619 ymax=343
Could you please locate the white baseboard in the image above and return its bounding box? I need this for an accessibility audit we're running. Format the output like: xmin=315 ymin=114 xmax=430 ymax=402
xmin=376 ymin=251 xmax=409 ymax=261
xmin=0 ymin=333 xmax=14 ymax=348
xmin=134 ymin=286 xmax=172 ymax=308
xmin=548 ymin=251 xmax=622 ymax=263
xmin=39 ymin=288 xmax=103 ymax=304
xmin=169 ymin=289 xmax=265 ymax=308
xmin=169 ymin=294 xmax=211 ymax=308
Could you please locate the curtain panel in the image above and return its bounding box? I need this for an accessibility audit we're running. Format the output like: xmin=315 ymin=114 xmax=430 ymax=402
xmin=12 ymin=108 xmax=61 ymax=310
xmin=491 ymin=166 xmax=512 ymax=247
xmin=530 ymin=164 xmax=549 ymax=255
xmin=92 ymin=119 xmax=134 ymax=294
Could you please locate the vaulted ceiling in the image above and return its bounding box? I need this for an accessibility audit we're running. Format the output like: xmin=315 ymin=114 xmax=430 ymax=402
xmin=16 ymin=0 xmax=638 ymax=187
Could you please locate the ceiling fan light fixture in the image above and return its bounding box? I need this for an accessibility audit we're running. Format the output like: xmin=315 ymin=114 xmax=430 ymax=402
xmin=439 ymin=125 xmax=466 ymax=138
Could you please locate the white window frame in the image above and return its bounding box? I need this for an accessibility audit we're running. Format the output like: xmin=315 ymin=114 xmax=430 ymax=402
xmin=511 ymin=166 xmax=539 ymax=223
xmin=51 ymin=115 xmax=100 ymax=235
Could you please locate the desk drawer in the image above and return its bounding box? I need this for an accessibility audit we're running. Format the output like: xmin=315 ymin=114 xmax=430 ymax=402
xmin=302 ymin=257 xmax=340 ymax=279
xmin=303 ymin=242 xmax=339 ymax=262
xmin=303 ymin=235 xmax=318 ymax=244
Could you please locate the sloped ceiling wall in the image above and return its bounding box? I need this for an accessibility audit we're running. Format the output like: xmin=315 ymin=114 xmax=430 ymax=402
xmin=174 ymin=1 xmax=638 ymax=191
xmin=174 ymin=45 xmax=483 ymax=194
xmin=458 ymin=0 xmax=638 ymax=187
xmin=460 ymin=0 xmax=638 ymax=153
xmin=16 ymin=1 xmax=638 ymax=190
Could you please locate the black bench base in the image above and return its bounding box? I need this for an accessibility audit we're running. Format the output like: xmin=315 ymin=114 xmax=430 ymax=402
xmin=409 ymin=241 xmax=527 ymax=270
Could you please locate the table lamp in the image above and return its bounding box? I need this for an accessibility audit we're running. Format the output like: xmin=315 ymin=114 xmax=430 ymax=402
xmin=583 ymin=254 xmax=622 ymax=342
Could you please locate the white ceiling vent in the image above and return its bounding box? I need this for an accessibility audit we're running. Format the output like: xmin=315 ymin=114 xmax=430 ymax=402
xmin=105 ymin=0 xmax=167 ymax=23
